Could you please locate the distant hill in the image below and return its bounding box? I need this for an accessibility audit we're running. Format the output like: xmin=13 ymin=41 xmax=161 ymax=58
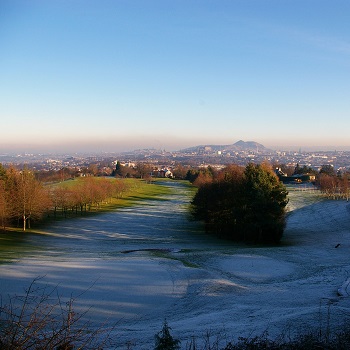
xmin=180 ymin=140 xmax=272 ymax=153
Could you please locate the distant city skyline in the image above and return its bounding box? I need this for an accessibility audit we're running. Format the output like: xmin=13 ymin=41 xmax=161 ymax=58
xmin=1 ymin=1 xmax=350 ymax=153
xmin=2 ymin=138 xmax=350 ymax=155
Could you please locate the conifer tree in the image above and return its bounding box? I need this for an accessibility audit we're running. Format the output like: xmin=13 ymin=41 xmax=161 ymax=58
xmin=191 ymin=162 xmax=288 ymax=243
xmin=154 ymin=320 xmax=180 ymax=350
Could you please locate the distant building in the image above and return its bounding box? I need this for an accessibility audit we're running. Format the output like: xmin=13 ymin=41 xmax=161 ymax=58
xmin=275 ymin=168 xmax=315 ymax=183
xmin=154 ymin=168 xmax=174 ymax=178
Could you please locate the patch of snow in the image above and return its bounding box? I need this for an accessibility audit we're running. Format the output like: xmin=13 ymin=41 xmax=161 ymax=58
xmin=338 ymin=278 xmax=350 ymax=297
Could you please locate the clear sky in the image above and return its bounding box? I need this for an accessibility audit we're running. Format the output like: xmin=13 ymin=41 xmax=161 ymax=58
xmin=1 ymin=0 xmax=350 ymax=153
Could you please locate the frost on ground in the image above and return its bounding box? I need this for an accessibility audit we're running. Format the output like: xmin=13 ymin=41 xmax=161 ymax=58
xmin=1 ymin=182 xmax=350 ymax=349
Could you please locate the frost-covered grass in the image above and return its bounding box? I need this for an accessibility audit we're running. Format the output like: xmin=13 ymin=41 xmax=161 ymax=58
xmin=1 ymin=181 xmax=350 ymax=349
xmin=285 ymin=183 xmax=323 ymax=212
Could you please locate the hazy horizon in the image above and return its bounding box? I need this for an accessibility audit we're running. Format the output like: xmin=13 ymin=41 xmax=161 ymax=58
xmin=1 ymin=138 xmax=350 ymax=155
xmin=1 ymin=1 xmax=350 ymax=153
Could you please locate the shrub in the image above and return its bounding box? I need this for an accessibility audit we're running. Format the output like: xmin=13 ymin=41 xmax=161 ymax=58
xmin=0 ymin=278 xmax=113 ymax=350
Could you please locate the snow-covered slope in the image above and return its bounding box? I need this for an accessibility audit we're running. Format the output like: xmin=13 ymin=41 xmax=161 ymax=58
xmin=1 ymin=183 xmax=350 ymax=348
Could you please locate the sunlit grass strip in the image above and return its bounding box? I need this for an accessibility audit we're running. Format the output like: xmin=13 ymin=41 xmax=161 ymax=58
xmin=49 ymin=177 xmax=173 ymax=212
xmin=96 ymin=178 xmax=173 ymax=212
xmin=4 ymin=179 xmax=174 ymax=234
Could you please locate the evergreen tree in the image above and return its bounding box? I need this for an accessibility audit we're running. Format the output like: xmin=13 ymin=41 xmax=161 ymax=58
xmin=293 ymin=163 xmax=302 ymax=175
xmin=154 ymin=320 xmax=180 ymax=350
xmin=242 ymin=163 xmax=289 ymax=243
xmin=319 ymin=164 xmax=336 ymax=177
xmin=191 ymin=163 xmax=289 ymax=243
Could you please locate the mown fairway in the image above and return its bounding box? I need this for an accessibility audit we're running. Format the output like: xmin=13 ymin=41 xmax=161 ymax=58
xmin=1 ymin=181 xmax=350 ymax=349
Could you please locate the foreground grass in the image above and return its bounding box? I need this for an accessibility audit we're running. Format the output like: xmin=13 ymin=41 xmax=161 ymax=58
xmin=2 ymin=282 xmax=350 ymax=350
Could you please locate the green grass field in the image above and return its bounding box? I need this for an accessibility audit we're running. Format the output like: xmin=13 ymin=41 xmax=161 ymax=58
xmin=98 ymin=178 xmax=174 ymax=210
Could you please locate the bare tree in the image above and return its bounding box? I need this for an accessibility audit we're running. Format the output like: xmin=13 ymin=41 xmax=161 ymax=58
xmin=0 ymin=179 xmax=8 ymax=230
xmin=5 ymin=167 xmax=51 ymax=231
xmin=135 ymin=162 xmax=152 ymax=179
xmin=0 ymin=277 xmax=115 ymax=349
xmin=318 ymin=174 xmax=338 ymax=199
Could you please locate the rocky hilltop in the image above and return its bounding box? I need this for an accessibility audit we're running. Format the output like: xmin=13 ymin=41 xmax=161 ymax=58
xmin=180 ymin=140 xmax=272 ymax=154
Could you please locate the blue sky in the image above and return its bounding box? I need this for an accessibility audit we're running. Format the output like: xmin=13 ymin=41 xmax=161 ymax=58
xmin=1 ymin=0 xmax=350 ymax=153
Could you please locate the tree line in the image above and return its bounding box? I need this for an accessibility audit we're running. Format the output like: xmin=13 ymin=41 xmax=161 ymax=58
xmin=0 ymin=164 xmax=129 ymax=231
xmin=190 ymin=162 xmax=289 ymax=244
xmin=316 ymin=173 xmax=350 ymax=200
xmin=280 ymin=162 xmax=350 ymax=200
